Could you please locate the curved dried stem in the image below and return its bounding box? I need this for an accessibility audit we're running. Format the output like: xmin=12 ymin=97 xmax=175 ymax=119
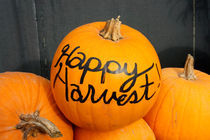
xmin=16 ymin=110 xmax=62 ymax=140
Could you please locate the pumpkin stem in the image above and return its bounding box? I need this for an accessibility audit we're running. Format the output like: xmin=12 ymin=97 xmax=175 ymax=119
xmin=99 ymin=16 xmax=123 ymax=41
xmin=16 ymin=110 xmax=63 ymax=140
xmin=179 ymin=54 xmax=197 ymax=80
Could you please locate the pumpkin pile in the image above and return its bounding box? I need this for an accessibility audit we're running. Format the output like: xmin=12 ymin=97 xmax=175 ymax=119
xmin=0 ymin=16 xmax=209 ymax=140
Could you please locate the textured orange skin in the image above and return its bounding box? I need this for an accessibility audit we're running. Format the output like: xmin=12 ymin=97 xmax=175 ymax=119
xmin=74 ymin=119 xmax=156 ymax=140
xmin=145 ymin=68 xmax=210 ymax=140
xmin=0 ymin=72 xmax=73 ymax=140
xmin=51 ymin=21 xmax=161 ymax=130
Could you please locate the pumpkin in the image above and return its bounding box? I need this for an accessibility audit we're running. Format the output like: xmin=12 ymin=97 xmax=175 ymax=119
xmin=144 ymin=54 xmax=210 ymax=140
xmin=50 ymin=16 xmax=161 ymax=130
xmin=0 ymin=72 xmax=73 ymax=140
xmin=74 ymin=118 xmax=156 ymax=140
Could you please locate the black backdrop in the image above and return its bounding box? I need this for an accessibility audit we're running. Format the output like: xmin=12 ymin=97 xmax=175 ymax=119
xmin=0 ymin=0 xmax=209 ymax=78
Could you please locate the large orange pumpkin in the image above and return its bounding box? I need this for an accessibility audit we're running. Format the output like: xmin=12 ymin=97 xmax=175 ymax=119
xmin=0 ymin=72 xmax=73 ymax=140
xmin=144 ymin=54 xmax=210 ymax=140
xmin=50 ymin=16 xmax=161 ymax=130
xmin=74 ymin=118 xmax=156 ymax=140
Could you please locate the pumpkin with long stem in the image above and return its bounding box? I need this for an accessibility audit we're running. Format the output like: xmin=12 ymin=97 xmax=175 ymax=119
xmin=74 ymin=118 xmax=156 ymax=140
xmin=144 ymin=54 xmax=210 ymax=140
xmin=0 ymin=72 xmax=73 ymax=140
xmin=50 ymin=16 xmax=161 ymax=130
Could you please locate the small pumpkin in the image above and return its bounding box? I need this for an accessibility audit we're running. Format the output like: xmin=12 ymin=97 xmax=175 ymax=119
xmin=0 ymin=72 xmax=73 ymax=140
xmin=74 ymin=118 xmax=156 ymax=140
xmin=144 ymin=54 xmax=210 ymax=140
xmin=50 ymin=16 xmax=161 ymax=130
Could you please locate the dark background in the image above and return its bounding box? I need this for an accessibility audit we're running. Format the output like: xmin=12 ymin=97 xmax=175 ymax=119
xmin=0 ymin=0 xmax=209 ymax=78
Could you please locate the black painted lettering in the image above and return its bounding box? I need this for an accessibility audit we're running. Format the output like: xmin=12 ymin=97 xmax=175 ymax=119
xmin=53 ymin=44 xmax=159 ymax=106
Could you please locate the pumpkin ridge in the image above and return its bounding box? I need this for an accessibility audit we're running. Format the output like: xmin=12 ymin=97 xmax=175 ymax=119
xmin=175 ymin=84 xmax=189 ymax=139
xmin=16 ymin=73 xmax=31 ymax=113
xmin=34 ymin=76 xmax=42 ymax=112
xmin=0 ymin=78 xmax=22 ymax=116
xmin=152 ymin=80 xmax=178 ymax=131
xmin=75 ymin=101 xmax=83 ymax=129
xmin=194 ymin=88 xmax=201 ymax=139
xmin=0 ymin=126 xmax=16 ymax=133
xmin=89 ymin=102 xmax=95 ymax=130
